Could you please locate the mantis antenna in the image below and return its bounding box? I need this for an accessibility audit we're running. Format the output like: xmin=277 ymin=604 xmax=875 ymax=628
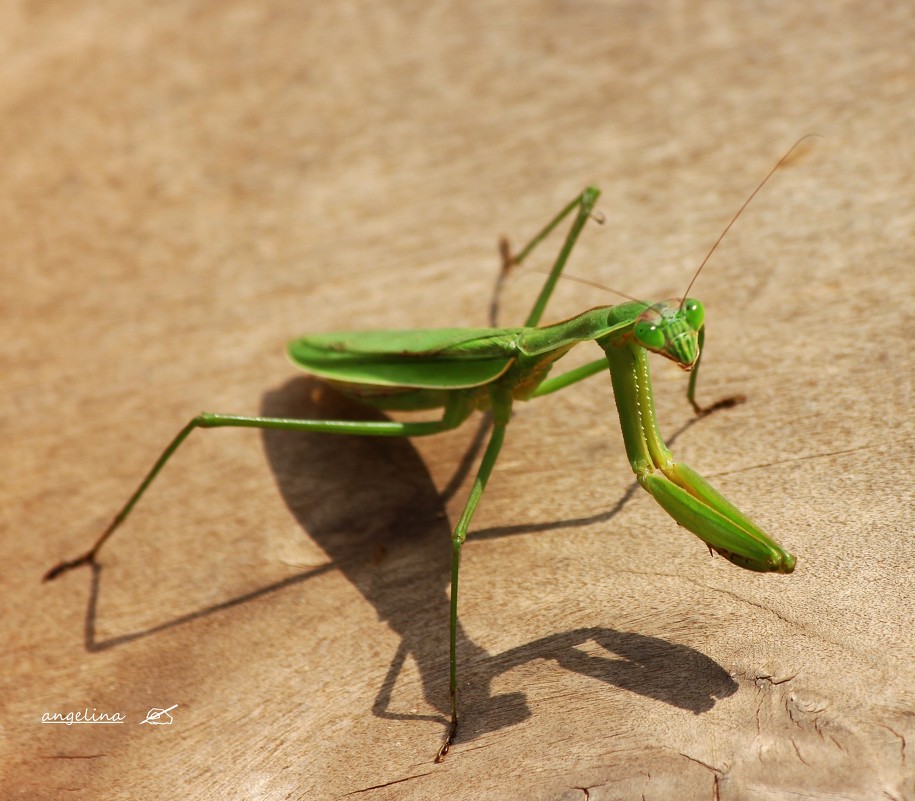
xmin=679 ymin=134 xmax=821 ymax=307
xmin=523 ymin=137 xmax=819 ymax=314
xmin=534 ymin=268 xmax=652 ymax=309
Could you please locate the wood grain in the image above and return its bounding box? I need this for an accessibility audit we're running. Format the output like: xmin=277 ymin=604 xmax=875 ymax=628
xmin=3 ymin=2 xmax=912 ymax=799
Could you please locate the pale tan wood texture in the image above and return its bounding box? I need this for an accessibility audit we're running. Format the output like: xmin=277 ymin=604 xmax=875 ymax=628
xmin=3 ymin=3 xmax=912 ymax=800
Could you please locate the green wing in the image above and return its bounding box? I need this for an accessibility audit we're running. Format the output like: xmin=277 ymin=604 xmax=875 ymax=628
xmin=287 ymin=327 xmax=524 ymax=389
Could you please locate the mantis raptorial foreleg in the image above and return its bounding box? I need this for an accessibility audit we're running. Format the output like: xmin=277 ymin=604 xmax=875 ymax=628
xmin=601 ymin=343 xmax=794 ymax=573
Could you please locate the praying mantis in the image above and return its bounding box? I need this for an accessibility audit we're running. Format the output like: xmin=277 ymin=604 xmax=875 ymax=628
xmin=45 ymin=148 xmax=801 ymax=762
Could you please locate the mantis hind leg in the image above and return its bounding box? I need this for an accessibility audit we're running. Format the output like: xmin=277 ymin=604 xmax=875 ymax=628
xmin=43 ymin=402 xmax=472 ymax=582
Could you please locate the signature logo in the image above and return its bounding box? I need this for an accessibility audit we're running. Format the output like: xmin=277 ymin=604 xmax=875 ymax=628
xmin=139 ymin=704 xmax=179 ymax=725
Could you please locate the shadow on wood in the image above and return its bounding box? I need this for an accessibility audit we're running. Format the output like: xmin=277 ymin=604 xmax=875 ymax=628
xmin=65 ymin=376 xmax=736 ymax=750
xmin=259 ymin=377 xmax=736 ymax=746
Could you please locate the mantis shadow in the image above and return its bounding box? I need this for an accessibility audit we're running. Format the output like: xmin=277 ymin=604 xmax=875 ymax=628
xmin=258 ymin=376 xmax=736 ymax=746
xmin=69 ymin=373 xmax=734 ymax=748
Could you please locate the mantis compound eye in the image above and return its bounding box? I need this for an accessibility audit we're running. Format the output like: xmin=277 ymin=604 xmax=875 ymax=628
xmin=682 ymin=298 xmax=704 ymax=332
xmin=633 ymin=320 xmax=666 ymax=351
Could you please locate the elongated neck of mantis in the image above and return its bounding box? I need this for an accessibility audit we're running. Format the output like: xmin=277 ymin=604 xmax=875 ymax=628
xmin=517 ymin=303 xmax=646 ymax=357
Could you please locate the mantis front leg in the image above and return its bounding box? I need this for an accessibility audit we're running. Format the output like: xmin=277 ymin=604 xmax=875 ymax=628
xmin=602 ymin=342 xmax=795 ymax=573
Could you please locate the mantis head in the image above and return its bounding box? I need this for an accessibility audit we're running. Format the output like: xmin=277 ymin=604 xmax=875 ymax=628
xmin=632 ymin=299 xmax=704 ymax=369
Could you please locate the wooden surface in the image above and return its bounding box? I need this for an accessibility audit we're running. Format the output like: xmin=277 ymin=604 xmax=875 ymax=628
xmin=4 ymin=3 xmax=913 ymax=799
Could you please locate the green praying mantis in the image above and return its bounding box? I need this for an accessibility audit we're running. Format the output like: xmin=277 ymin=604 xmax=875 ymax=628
xmin=45 ymin=148 xmax=801 ymax=762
